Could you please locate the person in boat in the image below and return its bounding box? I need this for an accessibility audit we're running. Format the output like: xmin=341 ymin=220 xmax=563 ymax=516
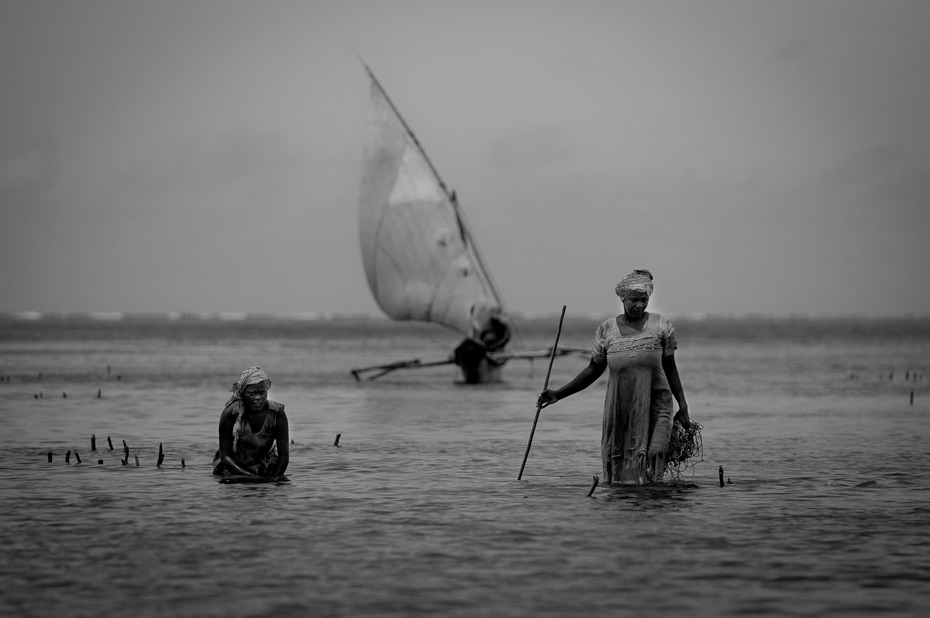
xmin=537 ymin=270 xmax=690 ymax=485
xmin=213 ymin=366 xmax=290 ymax=477
xmin=453 ymin=304 xmax=512 ymax=383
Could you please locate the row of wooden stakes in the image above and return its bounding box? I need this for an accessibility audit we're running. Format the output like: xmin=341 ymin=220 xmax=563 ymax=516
xmin=48 ymin=434 xmax=182 ymax=468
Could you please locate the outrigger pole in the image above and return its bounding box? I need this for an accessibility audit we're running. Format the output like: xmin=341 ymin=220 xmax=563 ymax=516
xmin=350 ymin=344 xmax=588 ymax=381
xmin=351 ymin=357 xmax=456 ymax=381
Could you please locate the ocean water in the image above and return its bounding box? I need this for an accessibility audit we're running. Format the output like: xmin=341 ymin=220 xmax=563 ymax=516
xmin=1 ymin=314 xmax=929 ymax=617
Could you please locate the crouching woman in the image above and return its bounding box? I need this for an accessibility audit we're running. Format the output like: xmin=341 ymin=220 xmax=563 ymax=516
xmin=213 ymin=366 xmax=289 ymax=478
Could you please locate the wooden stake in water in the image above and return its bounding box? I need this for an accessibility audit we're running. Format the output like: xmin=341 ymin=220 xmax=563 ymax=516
xmin=334 ymin=433 xmax=341 ymax=447
xmin=74 ymin=450 xmax=82 ymax=464
xmin=518 ymin=305 xmax=567 ymax=480
xmin=586 ymin=475 xmax=599 ymax=497
xmin=91 ymin=434 xmax=96 ymax=451
xmin=719 ymin=465 xmax=725 ymax=487
xmin=157 ymin=443 xmax=164 ymax=468
xmin=107 ymin=436 xmax=113 ymax=451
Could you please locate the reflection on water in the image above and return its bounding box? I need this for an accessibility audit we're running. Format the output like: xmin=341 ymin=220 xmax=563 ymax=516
xmin=1 ymin=316 xmax=929 ymax=616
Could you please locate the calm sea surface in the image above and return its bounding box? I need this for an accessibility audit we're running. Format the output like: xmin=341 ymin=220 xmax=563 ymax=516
xmin=1 ymin=314 xmax=929 ymax=617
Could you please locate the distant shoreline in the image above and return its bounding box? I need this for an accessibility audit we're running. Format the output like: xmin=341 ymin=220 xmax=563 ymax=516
xmin=2 ymin=311 xmax=929 ymax=323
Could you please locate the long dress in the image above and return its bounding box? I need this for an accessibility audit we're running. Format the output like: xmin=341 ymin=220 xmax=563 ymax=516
xmin=592 ymin=312 xmax=677 ymax=485
xmin=212 ymin=401 xmax=283 ymax=476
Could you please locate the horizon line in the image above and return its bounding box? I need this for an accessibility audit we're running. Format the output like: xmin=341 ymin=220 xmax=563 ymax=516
xmin=3 ymin=310 xmax=929 ymax=322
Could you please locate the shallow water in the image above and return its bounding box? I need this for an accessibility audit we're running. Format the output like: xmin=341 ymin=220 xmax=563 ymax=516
xmin=1 ymin=315 xmax=929 ymax=617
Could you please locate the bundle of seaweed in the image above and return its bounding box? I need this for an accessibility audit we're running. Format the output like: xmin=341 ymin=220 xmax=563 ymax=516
xmin=665 ymin=420 xmax=703 ymax=479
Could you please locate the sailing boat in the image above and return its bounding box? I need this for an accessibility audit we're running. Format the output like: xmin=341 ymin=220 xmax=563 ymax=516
xmin=353 ymin=65 xmax=515 ymax=383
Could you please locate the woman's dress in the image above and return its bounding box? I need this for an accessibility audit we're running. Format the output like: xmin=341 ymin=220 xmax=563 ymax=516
xmin=592 ymin=312 xmax=677 ymax=484
xmin=212 ymin=401 xmax=283 ymax=476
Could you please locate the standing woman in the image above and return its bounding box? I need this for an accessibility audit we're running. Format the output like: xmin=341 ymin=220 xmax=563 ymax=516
xmin=538 ymin=270 xmax=689 ymax=485
xmin=213 ymin=366 xmax=290 ymax=478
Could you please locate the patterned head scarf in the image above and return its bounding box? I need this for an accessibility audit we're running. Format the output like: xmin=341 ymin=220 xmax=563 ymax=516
xmin=615 ymin=269 xmax=654 ymax=301
xmin=230 ymin=366 xmax=271 ymax=400
xmin=226 ymin=366 xmax=271 ymax=452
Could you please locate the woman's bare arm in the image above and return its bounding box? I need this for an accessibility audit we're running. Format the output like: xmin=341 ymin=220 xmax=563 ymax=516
xmin=271 ymin=411 xmax=289 ymax=477
xmin=217 ymin=408 xmax=257 ymax=476
xmin=662 ymin=353 xmax=690 ymax=427
xmin=537 ymin=358 xmax=606 ymax=408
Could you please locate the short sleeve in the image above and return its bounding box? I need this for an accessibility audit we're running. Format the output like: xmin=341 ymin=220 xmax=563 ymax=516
xmin=592 ymin=320 xmax=609 ymax=364
xmin=661 ymin=316 xmax=678 ymax=356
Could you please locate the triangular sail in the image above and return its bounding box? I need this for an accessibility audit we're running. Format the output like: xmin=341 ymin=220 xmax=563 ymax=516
xmin=358 ymin=67 xmax=505 ymax=336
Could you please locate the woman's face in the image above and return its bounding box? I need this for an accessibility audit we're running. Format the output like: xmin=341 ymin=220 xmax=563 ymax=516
xmin=623 ymin=292 xmax=649 ymax=319
xmin=242 ymin=384 xmax=268 ymax=412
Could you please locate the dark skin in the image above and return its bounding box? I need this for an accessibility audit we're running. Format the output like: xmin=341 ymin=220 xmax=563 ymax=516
xmin=537 ymin=292 xmax=690 ymax=428
xmin=217 ymin=383 xmax=290 ymax=477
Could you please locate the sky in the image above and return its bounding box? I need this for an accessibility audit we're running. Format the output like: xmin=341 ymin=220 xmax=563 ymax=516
xmin=2 ymin=0 xmax=929 ymax=319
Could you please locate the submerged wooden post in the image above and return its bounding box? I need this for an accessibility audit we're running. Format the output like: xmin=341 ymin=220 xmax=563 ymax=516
xmin=66 ymin=450 xmax=71 ymax=464
xmin=107 ymin=436 xmax=113 ymax=450
xmin=47 ymin=451 xmax=53 ymax=463
xmin=157 ymin=443 xmax=164 ymax=468
xmin=334 ymin=433 xmax=341 ymax=447
xmin=74 ymin=450 xmax=82 ymax=464
xmin=719 ymin=465 xmax=725 ymax=487
xmin=91 ymin=434 xmax=96 ymax=451
xmin=586 ymin=475 xmax=599 ymax=497
xmin=134 ymin=455 xmax=140 ymax=467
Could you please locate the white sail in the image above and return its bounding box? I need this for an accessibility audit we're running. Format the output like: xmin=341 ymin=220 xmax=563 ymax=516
xmin=358 ymin=67 xmax=504 ymax=337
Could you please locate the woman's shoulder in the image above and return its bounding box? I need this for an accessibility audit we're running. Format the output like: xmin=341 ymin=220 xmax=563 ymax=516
xmin=595 ymin=316 xmax=619 ymax=339
xmin=268 ymin=400 xmax=286 ymax=414
xmin=650 ymin=313 xmax=672 ymax=326
xmin=648 ymin=312 xmax=671 ymax=323
xmin=646 ymin=312 xmax=675 ymax=334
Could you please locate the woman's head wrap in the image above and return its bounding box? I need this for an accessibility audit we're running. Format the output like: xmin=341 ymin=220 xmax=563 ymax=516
xmin=230 ymin=366 xmax=271 ymax=399
xmin=615 ymin=269 xmax=654 ymax=300
xmin=226 ymin=366 xmax=271 ymax=453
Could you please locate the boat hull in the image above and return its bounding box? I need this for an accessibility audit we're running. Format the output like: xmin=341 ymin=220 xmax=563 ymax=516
xmin=453 ymin=338 xmax=506 ymax=384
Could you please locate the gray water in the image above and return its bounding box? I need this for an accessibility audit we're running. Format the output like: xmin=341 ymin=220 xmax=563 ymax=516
xmin=1 ymin=315 xmax=928 ymax=617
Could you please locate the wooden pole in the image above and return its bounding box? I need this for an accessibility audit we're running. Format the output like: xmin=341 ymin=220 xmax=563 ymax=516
xmin=586 ymin=475 xmax=599 ymax=497
xmin=518 ymin=305 xmax=567 ymax=480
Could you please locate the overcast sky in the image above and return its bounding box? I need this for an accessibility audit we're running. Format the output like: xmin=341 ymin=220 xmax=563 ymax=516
xmin=2 ymin=0 xmax=929 ymax=318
